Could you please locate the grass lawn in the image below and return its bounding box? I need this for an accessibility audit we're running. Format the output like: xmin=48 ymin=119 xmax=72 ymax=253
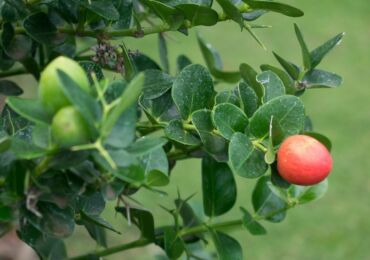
xmin=63 ymin=0 xmax=370 ymax=258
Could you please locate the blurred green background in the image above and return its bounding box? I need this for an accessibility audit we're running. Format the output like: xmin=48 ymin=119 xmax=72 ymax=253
xmin=26 ymin=0 xmax=370 ymax=259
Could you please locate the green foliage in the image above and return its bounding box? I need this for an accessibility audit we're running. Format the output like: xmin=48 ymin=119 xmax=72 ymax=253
xmin=0 ymin=0 xmax=343 ymax=259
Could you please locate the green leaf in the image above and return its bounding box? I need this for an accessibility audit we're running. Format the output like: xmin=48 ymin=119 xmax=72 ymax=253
xmin=250 ymin=95 xmax=305 ymax=139
xmin=126 ymin=137 xmax=168 ymax=156
xmin=114 ymin=165 xmax=145 ymax=184
xmin=272 ymin=52 xmax=300 ymax=80
xmin=310 ymin=32 xmax=345 ymax=68
xmin=7 ymin=97 xmax=51 ymax=124
xmin=240 ymin=207 xmax=267 ymax=235
xmin=294 ymin=23 xmax=311 ymax=71
xmin=1 ymin=23 xmax=32 ymax=61
xmin=80 ymin=211 xmax=121 ymax=234
xmin=113 ymin=0 xmax=133 ymax=29
xmin=260 ymin=64 xmax=296 ymax=94
xmin=304 ymin=132 xmax=332 ymax=151
xmin=0 ymin=80 xmax=22 ymax=96
xmin=145 ymin=0 xmax=185 ymax=29
xmin=23 ymin=12 xmax=66 ymax=46
xmin=209 ymin=229 xmax=243 ymax=260
xmin=212 ymin=103 xmax=249 ymax=140
xmin=216 ymin=0 xmax=244 ymax=28
xmin=302 ymin=69 xmax=342 ymax=88
xmin=229 ymin=133 xmax=268 ymax=178
xmin=158 ymin=33 xmax=169 ymax=73
xmin=270 ymin=162 xmax=291 ymax=189
xmin=10 ymin=138 xmax=47 ymax=159
xmin=175 ymin=198 xmax=201 ymax=228
xmin=132 ymin=53 xmax=161 ymax=72
xmin=164 ymin=227 xmax=185 ymax=259
xmin=235 ymin=82 xmax=258 ymax=117
xmin=244 ymin=0 xmax=304 ymax=17
xmin=239 ymin=63 xmax=263 ymax=102
xmin=252 ymin=176 xmax=287 ymax=222
xmin=257 ymin=70 xmax=285 ymax=103
xmin=177 ymin=55 xmax=192 ymax=72
xmin=57 ymin=70 xmax=101 ymax=134
xmin=172 ymin=64 xmax=214 ymax=121
xmin=192 ymin=109 xmax=228 ymax=161
xmin=79 ymin=61 xmax=104 ymax=83
xmin=82 ymin=0 xmax=120 ymax=20
xmin=176 ymin=4 xmax=219 ymax=26
xmin=289 ymin=179 xmax=328 ymax=205
xmin=77 ymin=192 xmax=106 ymax=216
xmin=165 ymin=119 xmax=201 ymax=146
xmin=197 ymin=35 xmax=241 ymax=83
xmin=142 ymin=70 xmax=174 ymax=99
xmin=139 ymin=91 xmax=181 ymax=124
xmin=27 ymin=202 xmax=75 ymax=238
xmin=215 ymin=90 xmax=240 ymax=106
xmin=142 ymin=148 xmax=169 ymax=186
xmin=120 ymin=42 xmax=137 ymax=81
xmin=202 ymin=156 xmax=237 ymax=217
xmin=116 ymin=206 xmax=155 ymax=240
xmin=102 ymin=73 xmax=144 ymax=138
xmin=83 ymin=221 xmax=107 ymax=248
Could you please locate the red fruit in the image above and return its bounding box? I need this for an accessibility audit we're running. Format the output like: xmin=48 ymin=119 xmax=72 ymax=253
xmin=277 ymin=135 xmax=332 ymax=186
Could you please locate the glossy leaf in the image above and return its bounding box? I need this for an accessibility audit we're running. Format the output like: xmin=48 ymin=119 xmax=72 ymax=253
xmin=176 ymin=4 xmax=218 ymax=26
xmin=156 ymin=35 xmax=168 ymax=76
xmin=132 ymin=53 xmax=161 ymax=72
xmin=244 ymin=0 xmax=304 ymax=17
xmin=116 ymin=206 xmax=155 ymax=240
xmin=202 ymin=156 xmax=237 ymax=217
xmin=302 ymin=69 xmax=342 ymax=88
xmin=294 ymin=23 xmax=311 ymax=70
xmin=113 ymin=0 xmax=133 ymax=29
xmin=102 ymin=73 xmax=144 ymax=138
xmin=229 ymin=133 xmax=268 ymax=178
xmin=139 ymin=91 xmax=181 ymax=123
xmin=260 ymin=64 xmax=296 ymax=94
xmin=250 ymin=95 xmax=305 ymax=139
xmin=1 ymin=23 xmax=32 ymax=61
xmin=240 ymin=207 xmax=267 ymax=235
xmin=23 ymin=12 xmax=66 ymax=46
xmin=192 ymin=109 xmax=228 ymax=161
xmin=177 ymin=55 xmax=192 ymax=72
xmin=210 ymin=229 xmax=243 ymax=260
xmin=10 ymin=138 xmax=47 ymax=159
xmin=198 ymin=35 xmax=241 ymax=83
xmin=121 ymin=42 xmax=137 ymax=81
xmin=272 ymin=52 xmax=300 ymax=80
xmin=165 ymin=119 xmax=201 ymax=146
xmin=172 ymin=64 xmax=214 ymax=121
xmin=252 ymin=176 xmax=287 ymax=222
xmin=310 ymin=32 xmax=345 ymax=68
xmin=164 ymin=227 xmax=184 ymax=259
xmin=142 ymin=70 xmax=174 ymax=99
xmin=126 ymin=137 xmax=168 ymax=156
xmin=256 ymin=70 xmax=285 ymax=103
xmin=0 ymin=80 xmax=23 ymax=96
xmin=175 ymin=199 xmax=201 ymax=228
xmin=142 ymin=148 xmax=169 ymax=186
xmin=239 ymin=63 xmax=263 ymax=102
xmin=212 ymin=103 xmax=249 ymax=140
xmin=82 ymin=0 xmax=120 ymax=20
xmin=216 ymin=0 xmax=244 ymax=28
xmin=7 ymin=97 xmax=51 ymax=124
xmin=215 ymin=90 xmax=240 ymax=106
xmin=290 ymin=179 xmax=328 ymax=205
xmin=235 ymin=82 xmax=258 ymax=117
xmin=146 ymin=0 xmax=184 ymax=29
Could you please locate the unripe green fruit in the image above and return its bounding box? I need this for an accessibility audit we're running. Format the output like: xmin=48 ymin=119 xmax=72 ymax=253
xmin=51 ymin=106 xmax=90 ymax=148
xmin=277 ymin=135 xmax=332 ymax=186
xmin=39 ymin=56 xmax=90 ymax=115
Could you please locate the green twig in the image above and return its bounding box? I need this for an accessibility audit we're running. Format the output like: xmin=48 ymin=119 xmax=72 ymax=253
xmin=69 ymin=206 xmax=292 ymax=260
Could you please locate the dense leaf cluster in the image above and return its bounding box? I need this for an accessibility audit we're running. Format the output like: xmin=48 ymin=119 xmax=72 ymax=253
xmin=0 ymin=0 xmax=343 ymax=259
